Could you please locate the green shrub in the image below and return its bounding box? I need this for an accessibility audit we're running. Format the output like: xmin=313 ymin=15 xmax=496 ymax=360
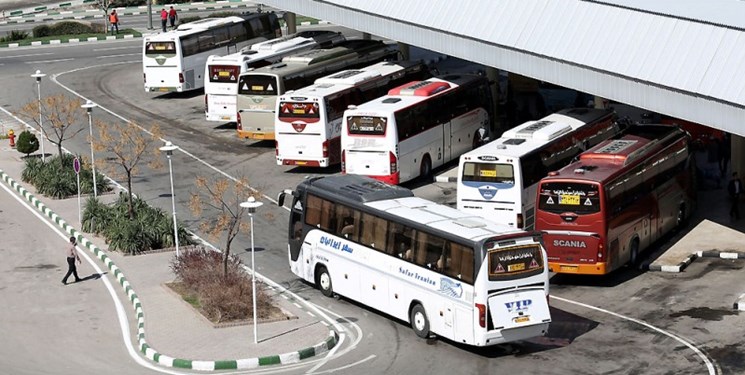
xmin=21 ymin=154 xmax=111 ymax=199
xmin=179 ymin=16 xmax=202 ymax=24
xmin=50 ymin=21 xmax=92 ymax=36
xmin=208 ymin=11 xmax=240 ymax=18
xmin=82 ymin=196 xmax=112 ymax=234
xmin=32 ymin=25 xmax=52 ymax=38
xmin=16 ymin=130 xmax=39 ymax=157
xmin=5 ymin=29 xmax=29 ymax=41
xmin=111 ymin=0 xmax=146 ymax=7
xmin=21 ymin=157 xmax=43 ymax=184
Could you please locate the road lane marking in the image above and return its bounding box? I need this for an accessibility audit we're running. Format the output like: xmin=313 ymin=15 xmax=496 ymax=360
xmin=0 ymin=52 xmax=53 ymax=59
xmin=94 ymin=46 xmax=138 ymax=51
xmin=25 ymin=58 xmax=74 ymax=64
xmin=97 ymin=53 xmax=140 ymax=59
xmin=551 ymin=295 xmax=717 ymax=375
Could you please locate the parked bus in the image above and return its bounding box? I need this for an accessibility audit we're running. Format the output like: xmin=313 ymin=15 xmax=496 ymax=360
xmin=143 ymin=13 xmax=281 ymax=93
xmin=275 ymin=61 xmax=431 ymax=167
xmin=456 ymin=108 xmax=621 ymax=230
xmin=277 ymin=174 xmax=551 ymax=346
xmin=204 ymin=30 xmax=345 ymax=122
xmin=236 ymin=39 xmax=399 ymax=141
xmin=341 ymin=74 xmax=494 ymax=185
xmin=535 ymin=124 xmax=696 ymax=275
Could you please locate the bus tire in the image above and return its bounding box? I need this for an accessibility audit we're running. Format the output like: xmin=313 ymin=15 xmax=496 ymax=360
xmin=629 ymin=238 xmax=640 ymax=267
xmin=420 ymin=155 xmax=432 ymax=182
xmin=410 ymin=303 xmax=430 ymax=339
xmin=316 ymin=266 xmax=334 ymax=297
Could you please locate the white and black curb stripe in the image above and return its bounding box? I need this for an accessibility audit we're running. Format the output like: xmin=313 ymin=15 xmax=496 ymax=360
xmin=0 ymin=169 xmax=338 ymax=370
xmin=646 ymin=253 xmax=698 ymax=273
xmin=696 ymin=250 xmax=745 ymax=260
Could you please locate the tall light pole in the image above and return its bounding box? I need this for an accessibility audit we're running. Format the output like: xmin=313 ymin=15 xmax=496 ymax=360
xmin=81 ymin=100 xmax=98 ymax=198
xmin=160 ymin=141 xmax=180 ymax=257
xmin=240 ymin=196 xmax=263 ymax=344
xmin=30 ymin=70 xmax=46 ymax=162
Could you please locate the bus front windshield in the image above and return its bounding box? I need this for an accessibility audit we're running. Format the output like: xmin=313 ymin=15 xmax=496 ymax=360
xmin=461 ymin=162 xmax=515 ymax=186
xmin=238 ymin=75 xmax=278 ymax=96
xmin=537 ymin=181 xmax=601 ymax=214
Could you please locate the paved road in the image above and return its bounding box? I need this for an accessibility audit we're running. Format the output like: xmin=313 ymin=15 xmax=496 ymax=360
xmin=1 ymin=32 xmax=745 ymax=374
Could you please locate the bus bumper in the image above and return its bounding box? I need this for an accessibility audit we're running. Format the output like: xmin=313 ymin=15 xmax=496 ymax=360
xmin=206 ymin=113 xmax=236 ymax=122
xmin=368 ymin=173 xmax=400 ymax=185
xmin=548 ymin=262 xmax=608 ymax=275
xmin=278 ymin=158 xmax=323 ymax=167
xmin=237 ymin=130 xmax=275 ymax=140
xmin=146 ymin=86 xmax=179 ymax=93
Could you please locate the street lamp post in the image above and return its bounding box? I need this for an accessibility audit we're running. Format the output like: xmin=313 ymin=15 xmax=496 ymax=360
xmin=81 ymin=100 xmax=98 ymax=198
xmin=160 ymin=141 xmax=180 ymax=257
xmin=240 ymin=196 xmax=263 ymax=345
xmin=30 ymin=70 xmax=46 ymax=162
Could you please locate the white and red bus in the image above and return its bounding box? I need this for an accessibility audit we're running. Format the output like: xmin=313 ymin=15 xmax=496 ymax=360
xmin=204 ymin=30 xmax=345 ymax=122
xmin=275 ymin=61 xmax=431 ymax=167
xmin=277 ymin=174 xmax=551 ymax=346
xmin=535 ymin=124 xmax=696 ymax=275
xmin=341 ymin=74 xmax=493 ymax=184
xmin=456 ymin=108 xmax=621 ymax=230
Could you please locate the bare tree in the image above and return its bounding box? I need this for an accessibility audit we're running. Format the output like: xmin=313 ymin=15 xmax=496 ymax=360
xmin=92 ymin=0 xmax=115 ymax=31
xmin=18 ymin=94 xmax=85 ymax=161
xmin=189 ymin=175 xmax=258 ymax=277
xmin=93 ymin=120 xmax=163 ymax=219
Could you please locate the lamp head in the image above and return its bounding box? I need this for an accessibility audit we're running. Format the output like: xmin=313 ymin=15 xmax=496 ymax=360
xmin=81 ymin=100 xmax=97 ymax=113
xmin=159 ymin=140 xmax=178 ymax=156
xmin=31 ymin=69 xmax=46 ymax=81
xmin=240 ymin=196 xmax=263 ymax=214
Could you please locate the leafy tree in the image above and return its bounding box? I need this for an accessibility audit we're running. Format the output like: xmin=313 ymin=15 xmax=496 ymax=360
xmin=93 ymin=120 xmax=163 ymax=219
xmin=18 ymin=94 xmax=85 ymax=161
xmin=15 ymin=130 xmax=39 ymax=157
xmin=189 ymin=175 xmax=259 ymax=277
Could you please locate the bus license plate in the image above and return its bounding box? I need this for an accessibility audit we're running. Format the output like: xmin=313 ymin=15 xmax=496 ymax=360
xmin=159 ymin=88 xmax=169 ymax=92
xmin=513 ymin=316 xmax=530 ymax=323
xmin=221 ymin=116 xmax=231 ymax=120
xmin=480 ymin=170 xmax=496 ymax=177
xmin=560 ymin=194 xmax=580 ymax=205
xmin=253 ymin=133 xmax=264 ymax=139
xmin=508 ymin=263 xmax=525 ymax=272
xmin=560 ymin=265 xmax=578 ymax=272
xmin=293 ymin=109 xmax=305 ymax=114
xmin=218 ymin=71 xmax=229 ymax=77
xmin=295 ymin=161 xmax=307 ymax=165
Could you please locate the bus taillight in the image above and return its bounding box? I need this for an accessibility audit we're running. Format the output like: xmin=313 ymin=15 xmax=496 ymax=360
xmin=275 ymin=141 xmax=279 ymax=156
xmin=237 ymin=112 xmax=242 ymax=130
xmin=179 ymin=73 xmax=184 ymax=84
xmin=476 ymin=303 xmax=486 ymax=328
xmin=204 ymin=95 xmax=208 ymax=113
xmin=389 ymin=151 xmax=397 ymax=173
xmin=517 ymin=213 xmax=524 ymax=229
xmin=322 ymin=140 xmax=329 ymax=158
xmin=143 ymin=73 xmax=146 ymax=83
xmin=341 ymin=150 xmax=346 ymax=174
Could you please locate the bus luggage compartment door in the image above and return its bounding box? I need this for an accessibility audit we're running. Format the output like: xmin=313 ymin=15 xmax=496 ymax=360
xmin=487 ymin=288 xmax=550 ymax=331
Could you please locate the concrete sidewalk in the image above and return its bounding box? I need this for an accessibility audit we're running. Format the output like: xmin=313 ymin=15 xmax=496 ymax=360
xmin=0 ymin=111 xmax=338 ymax=371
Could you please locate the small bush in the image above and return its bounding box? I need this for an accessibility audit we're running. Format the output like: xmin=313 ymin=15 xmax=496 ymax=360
xmin=32 ymin=25 xmax=52 ymax=38
xmin=21 ymin=157 xmax=43 ymax=184
xmin=112 ymin=0 xmax=146 ymax=7
xmin=50 ymin=21 xmax=93 ymax=36
xmin=82 ymin=196 xmax=112 ymax=234
xmin=21 ymin=154 xmax=112 ymax=198
xmin=208 ymin=11 xmax=240 ymax=18
xmin=5 ymin=29 xmax=29 ymax=41
xmin=178 ymin=16 xmax=201 ymax=24
xmin=16 ymin=130 xmax=39 ymax=157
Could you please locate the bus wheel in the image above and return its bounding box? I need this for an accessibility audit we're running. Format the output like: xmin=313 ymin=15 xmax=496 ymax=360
xmin=420 ymin=155 xmax=432 ymax=182
xmin=316 ymin=266 xmax=334 ymax=297
xmin=410 ymin=304 xmax=430 ymax=339
xmin=629 ymin=239 xmax=640 ymax=267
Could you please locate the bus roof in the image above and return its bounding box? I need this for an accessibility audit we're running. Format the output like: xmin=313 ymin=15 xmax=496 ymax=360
xmin=541 ymin=124 xmax=688 ymax=183
xmin=280 ymin=61 xmax=422 ymax=98
xmin=300 ymin=175 xmax=526 ymax=242
xmin=344 ymin=74 xmax=482 ymax=114
xmin=238 ymin=39 xmax=397 ymax=79
xmin=460 ymin=108 xmax=614 ymax=159
xmin=144 ymin=15 xmax=266 ymax=41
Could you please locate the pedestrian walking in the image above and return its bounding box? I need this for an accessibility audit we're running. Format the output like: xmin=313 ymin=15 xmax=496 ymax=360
xmin=62 ymin=236 xmax=82 ymax=285
xmin=169 ymin=6 xmax=178 ymax=30
xmin=728 ymin=171 xmax=743 ymax=220
xmin=160 ymin=8 xmax=168 ymax=32
xmin=108 ymin=9 xmax=119 ymax=35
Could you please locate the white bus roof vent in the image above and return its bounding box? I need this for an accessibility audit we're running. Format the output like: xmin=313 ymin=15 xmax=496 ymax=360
xmin=502 ymin=138 xmax=526 ymax=146
xmin=269 ymin=62 xmax=287 ymax=69
xmin=390 ymin=80 xmax=451 ymax=96
xmin=513 ymin=120 xmax=572 ymax=141
xmin=382 ymin=98 xmax=402 ymax=104
xmin=594 ymin=139 xmax=638 ymax=154
xmin=316 ymin=70 xmax=381 ymax=85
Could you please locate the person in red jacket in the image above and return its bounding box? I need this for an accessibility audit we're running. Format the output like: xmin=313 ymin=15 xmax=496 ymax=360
xmin=160 ymin=8 xmax=168 ymax=32
xmin=168 ymin=6 xmax=178 ymax=30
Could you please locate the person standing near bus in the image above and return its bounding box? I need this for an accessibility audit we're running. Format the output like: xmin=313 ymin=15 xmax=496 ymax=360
xmin=728 ymin=171 xmax=743 ymax=220
xmin=160 ymin=8 xmax=168 ymax=32
xmin=169 ymin=6 xmax=178 ymax=30
xmin=108 ymin=9 xmax=119 ymax=35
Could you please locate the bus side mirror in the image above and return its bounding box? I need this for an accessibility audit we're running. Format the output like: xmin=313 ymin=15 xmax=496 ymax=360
xmin=277 ymin=190 xmax=292 ymax=207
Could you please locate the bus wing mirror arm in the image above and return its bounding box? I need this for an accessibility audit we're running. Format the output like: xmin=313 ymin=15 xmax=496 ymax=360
xmin=276 ymin=189 xmax=294 ymax=207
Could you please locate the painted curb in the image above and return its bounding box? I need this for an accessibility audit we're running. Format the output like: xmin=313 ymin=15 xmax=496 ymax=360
xmin=646 ymin=253 xmax=698 ymax=273
xmin=734 ymin=293 xmax=745 ymax=311
xmin=2 ymin=33 xmax=138 ymax=48
xmin=0 ymin=169 xmax=338 ymax=370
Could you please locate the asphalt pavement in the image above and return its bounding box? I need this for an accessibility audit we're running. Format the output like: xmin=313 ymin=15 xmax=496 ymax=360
xmin=0 ymin=111 xmax=338 ymax=372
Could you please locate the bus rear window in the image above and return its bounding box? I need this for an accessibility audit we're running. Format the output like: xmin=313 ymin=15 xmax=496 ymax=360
xmin=486 ymin=244 xmax=544 ymax=281
xmin=461 ymin=162 xmax=514 ymax=185
xmin=145 ymin=41 xmax=176 ymax=55
xmin=538 ymin=181 xmax=600 ymax=214
xmin=347 ymin=116 xmax=386 ymax=136
xmin=278 ymin=102 xmax=320 ymax=119
xmin=238 ymin=75 xmax=278 ymax=95
xmin=209 ymin=65 xmax=239 ymax=83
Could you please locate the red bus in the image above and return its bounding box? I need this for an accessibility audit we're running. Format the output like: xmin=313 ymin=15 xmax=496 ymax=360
xmin=534 ymin=124 xmax=696 ymax=275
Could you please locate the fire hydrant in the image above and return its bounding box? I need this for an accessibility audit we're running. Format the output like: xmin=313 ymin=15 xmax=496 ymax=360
xmin=8 ymin=129 xmax=15 ymax=148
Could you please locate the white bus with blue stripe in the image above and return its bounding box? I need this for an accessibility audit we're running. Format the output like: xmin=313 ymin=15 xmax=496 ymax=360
xmin=277 ymin=175 xmax=551 ymax=346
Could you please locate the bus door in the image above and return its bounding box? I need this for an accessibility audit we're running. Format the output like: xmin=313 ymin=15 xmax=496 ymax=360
xmin=288 ymin=197 xmax=307 ymax=270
